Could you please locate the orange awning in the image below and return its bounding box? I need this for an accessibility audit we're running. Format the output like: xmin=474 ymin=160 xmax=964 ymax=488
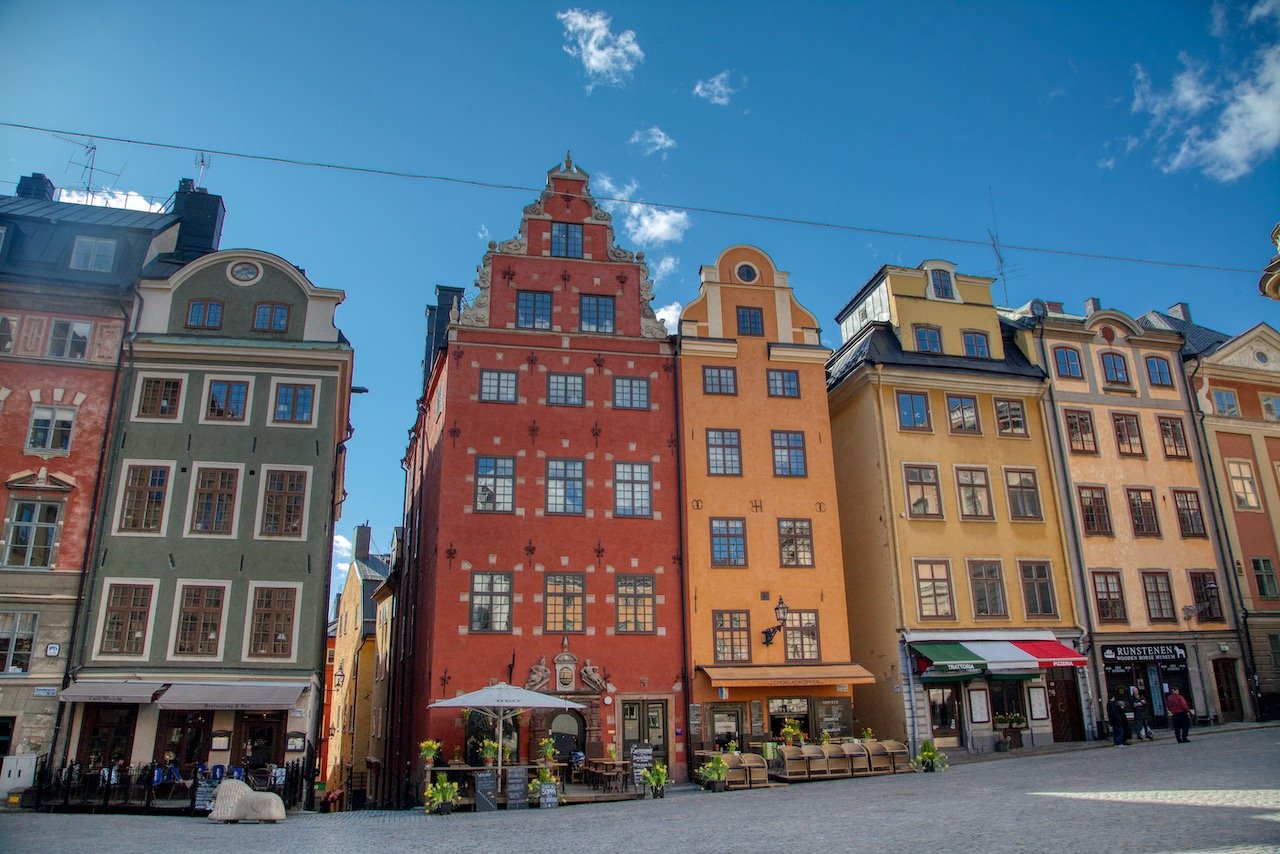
xmin=700 ymin=663 xmax=875 ymax=688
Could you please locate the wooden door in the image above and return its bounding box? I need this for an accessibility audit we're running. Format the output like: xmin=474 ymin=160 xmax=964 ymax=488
xmin=1213 ymin=658 xmax=1243 ymax=723
xmin=1045 ymin=667 xmax=1085 ymax=742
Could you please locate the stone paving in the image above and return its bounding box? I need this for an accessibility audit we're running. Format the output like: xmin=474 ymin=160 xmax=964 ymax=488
xmin=2 ymin=726 xmax=1278 ymax=853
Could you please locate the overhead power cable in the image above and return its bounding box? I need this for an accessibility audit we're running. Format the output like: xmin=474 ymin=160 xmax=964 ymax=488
xmin=0 ymin=120 xmax=1257 ymax=275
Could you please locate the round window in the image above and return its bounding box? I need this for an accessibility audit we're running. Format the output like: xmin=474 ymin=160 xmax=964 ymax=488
xmin=1256 ymin=351 xmax=1270 ymax=365
xmin=230 ymin=261 xmax=260 ymax=282
xmin=736 ymin=264 xmax=757 ymax=283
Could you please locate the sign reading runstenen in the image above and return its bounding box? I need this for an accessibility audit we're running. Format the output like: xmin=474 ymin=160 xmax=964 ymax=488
xmin=1101 ymin=644 xmax=1187 ymax=663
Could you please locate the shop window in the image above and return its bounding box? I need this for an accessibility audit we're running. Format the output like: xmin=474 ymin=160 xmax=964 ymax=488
xmin=470 ymin=573 xmax=512 ymax=632
xmin=989 ymin=680 xmax=1026 ymax=720
xmin=707 ymin=429 xmax=742 ymax=476
xmin=615 ymin=575 xmax=655 ymax=633
xmin=544 ymin=574 xmax=585 ymax=632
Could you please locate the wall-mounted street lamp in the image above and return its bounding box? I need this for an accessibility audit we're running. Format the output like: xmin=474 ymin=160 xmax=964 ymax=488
xmin=761 ymin=596 xmax=790 ymax=646
xmin=1181 ymin=580 xmax=1219 ymax=620
xmin=334 ymin=662 xmax=346 ymax=689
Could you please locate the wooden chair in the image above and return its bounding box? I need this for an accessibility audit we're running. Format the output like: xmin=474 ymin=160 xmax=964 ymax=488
xmin=822 ymin=744 xmax=852 ymax=778
xmin=880 ymin=740 xmax=910 ymax=773
xmin=843 ymin=742 xmax=874 ymax=776
xmin=741 ymin=753 xmax=769 ymax=788
xmin=800 ymin=744 xmax=832 ymax=778
xmin=724 ymin=753 xmax=749 ymax=790
xmin=773 ymin=745 xmax=809 ymax=782
xmin=865 ymin=741 xmax=893 ymax=775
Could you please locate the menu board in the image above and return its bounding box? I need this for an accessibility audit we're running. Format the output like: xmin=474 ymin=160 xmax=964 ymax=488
xmin=506 ymin=766 xmax=528 ymax=809
xmin=194 ymin=778 xmax=218 ymax=812
xmin=750 ymin=700 xmax=765 ymax=737
xmin=473 ymin=769 xmax=497 ymax=812
xmin=815 ymin=698 xmax=851 ymax=737
xmin=630 ymin=745 xmax=654 ymax=787
xmin=688 ymin=704 xmax=703 ymax=743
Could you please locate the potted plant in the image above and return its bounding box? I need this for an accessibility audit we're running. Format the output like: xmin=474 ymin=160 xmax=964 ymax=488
xmin=860 ymin=727 xmax=876 ymax=741
xmin=424 ymin=771 xmax=460 ymax=815
xmin=419 ymin=739 xmax=441 ymax=769
xmin=607 ymin=743 xmax=618 ymax=760
xmin=640 ymin=760 xmax=668 ymax=798
xmin=780 ymin=718 xmax=804 ymax=746
xmin=910 ymin=739 xmax=949 ymax=772
xmin=819 ymin=731 xmax=831 ymax=745
xmin=993 ymin=713 xmax=1027 ymax=748
xmin=725 ymin=739 xmax=739 ymax=754
xmin=698 ymin=754 xmax=729 ymax=792
xmin=479 ymin=739 xmax=500 ymax=766
xmin=539 ymin=737 xmax=556 ymax=763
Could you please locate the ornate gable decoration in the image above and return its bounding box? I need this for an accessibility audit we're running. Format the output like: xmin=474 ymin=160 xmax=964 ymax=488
xmin=7 ymin=467 xmax=76 ymax=492
xmin=1205 ymin=323 xmax=1280 ymax=375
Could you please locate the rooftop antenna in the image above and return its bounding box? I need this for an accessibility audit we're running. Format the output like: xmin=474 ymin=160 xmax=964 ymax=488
xmin=987 ymin=187 xmax=1009 ymax=306
xmin=195 ymin=151 xmax=211 ymax=185
xmin=53 ymin=134 xmax=122 ymax=205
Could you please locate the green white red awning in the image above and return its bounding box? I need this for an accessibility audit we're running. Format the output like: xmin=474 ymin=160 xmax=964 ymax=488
xmin=912 ymin=639 xmax=1085 ymax=680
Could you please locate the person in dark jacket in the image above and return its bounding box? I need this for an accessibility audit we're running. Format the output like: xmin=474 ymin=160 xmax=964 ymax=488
xmin=1166 ymin=687 xmax=1193 ymax=743
xmin=1130 ymin=687 xmax=1153 ymax=740
xmin=1106 ymin=690 xmax=1130 ymax=746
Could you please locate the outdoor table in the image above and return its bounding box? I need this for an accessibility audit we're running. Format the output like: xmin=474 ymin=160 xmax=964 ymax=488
xmin=588 ymin=759 xmax=630 ymax=792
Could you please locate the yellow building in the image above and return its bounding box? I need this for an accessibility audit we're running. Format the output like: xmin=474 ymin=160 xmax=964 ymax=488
xmin=325 ymin=525 xmax=388 ymax=808
xmin=828 ymin=261 xmax=1086 ymax=753
xmin=1007 ymin=298 xmax=1242 ymax=729
xmin=678 ymin=246 xmax=872 ymax=750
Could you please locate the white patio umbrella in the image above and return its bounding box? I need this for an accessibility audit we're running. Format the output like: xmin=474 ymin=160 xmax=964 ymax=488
xmin=429 ymin=683 xmax=586 ymax=791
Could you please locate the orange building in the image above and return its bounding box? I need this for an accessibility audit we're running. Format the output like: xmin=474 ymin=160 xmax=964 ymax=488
xmin=677 ymin=246 xmax=871 ymax=751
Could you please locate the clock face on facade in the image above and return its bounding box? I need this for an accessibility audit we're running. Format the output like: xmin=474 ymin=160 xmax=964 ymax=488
xmin=230 ymin=261 xmax=260 ymax=282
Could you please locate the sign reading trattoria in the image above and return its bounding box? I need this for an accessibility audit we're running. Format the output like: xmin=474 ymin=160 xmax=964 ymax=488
xmin=1101 ymin=644 xmax=1187 ymax=662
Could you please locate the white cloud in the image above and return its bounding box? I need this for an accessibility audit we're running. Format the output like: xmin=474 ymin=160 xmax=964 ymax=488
xmin=693 ymin=70 xmax=736 ymax=105
xmin=331 ymin=534 xmax=353 ymax=597
xmin=1130 ymin=9 xmax=1280 ymax=181
xmin=650 ymin=255 xmax=679 ymax=283
xmin=478 ymin=224 xmax=491 ymax=242
xmin=629 ymin=126 xmax=676 ymax=156
xmin=654 ymin=301 xmax=682 ymax=332
xmin=57 ymin=187 xmax=165 ymax=212
xmin=1097 ymin=156 xmax=1117 ymax=170
xmin=593 ymin=174 xmax=691 ymax=247
xmin=557 ymin=8 xmax=644 ymax=91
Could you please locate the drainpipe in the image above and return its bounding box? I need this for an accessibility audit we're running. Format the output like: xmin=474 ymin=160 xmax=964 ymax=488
xmin=1033 ymin=320 xmax=1103 ymax=739
xmin=1186 ymin=354 xmax=1261 ymax=720
xmin=53 ymin=284 xmax=141 ymax=767
xmin=671 ymin=339 xmax=693 ymax=782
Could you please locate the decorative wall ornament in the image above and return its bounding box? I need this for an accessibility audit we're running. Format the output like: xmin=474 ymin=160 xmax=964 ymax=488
xmin=460 ymin=264 xmax=491 ymax=326
xmin=497 ymin=238 xmax=527 ymax=254
xmin=608 ymin=246 xmax=636 ymax=263
xmin=580 ymin=660 xmax=607 ymax=693
xmin=525 ymin=656 xmax=551 ymax=691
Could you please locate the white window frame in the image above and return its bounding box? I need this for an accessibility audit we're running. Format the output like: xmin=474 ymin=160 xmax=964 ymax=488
xmin=198 ymin=374 xmax=257 ymax=426
xmin=0 ymin=610 xmax=37 ymax=673
xmin=183 ymin=461 xmax=246 ymax=539
xmin=111 ymin=459 xmax=177 ymax=537
xmin=1225 ymin=459 xmax=1262 ymax=511
xmin=130 ymin=372 xmax=189 ymax=422
xmin=267 ymin=377 xmax=320 ymax=428
xmin=240 ymin=579 xmax=303 ymax=664
xmin=1212 ymin=388 xmax=1241 ymax=417
xmin=91 ymin=577 xmax=160 ymax=661
xmin=1260 ymin=394 xmax=1280 ymax=422
xmin=921 ymin=261 xmax=962 ymax=303
xmin=165 ymin=578 xmax=233 ymax=662
xmin=25 ymin=404 xmax=77 ymax=456
xmin=2 ymin=499 xmax=62 ymax=569
xmin=46 ymin=319 xmax=92 ymax=360
xmin=0 ymin=313 xmax=19 ymax=355
xmin=70 ymin=236 xmax=117 ymax=272
xmin=253 ymin=463 xmax=313 ymax=541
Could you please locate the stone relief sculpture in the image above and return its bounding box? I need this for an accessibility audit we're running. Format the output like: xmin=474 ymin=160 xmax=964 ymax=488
xmin=459 ymin=261 xmax=491 ymax=327
xmin=207 ymin=779 xmax=286 ymax=823
xmin=580 ymin=659 xmax=607 ymax=693
xmin=525 ymin=655 xmax=551 ymax=691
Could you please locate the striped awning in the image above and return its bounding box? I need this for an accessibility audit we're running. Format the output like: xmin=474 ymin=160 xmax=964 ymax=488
xmin=912 ymin=639 xmax=1085 ymax=679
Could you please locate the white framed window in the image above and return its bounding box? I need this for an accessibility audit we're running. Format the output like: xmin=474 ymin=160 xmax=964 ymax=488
xmin=183 ymin=462 xmax=245 ymax=538
xmin=112 ymin=460 xmax=176 ymax=536
xmin=26 ymin=405 xmax=76 ymax=454
xmin=3 ymin=500 xmax=61 ymax=568
xmin=198 ymin=375 xmax=256 ymax=425
xmin=92 ymin=577 xmax=160 ymax=660
xmin=0 ymin=314 xmax=19 ymax=355
xmin=166 ymin=579 xmax=232 ymax=661
xmin=70 ymin=236 xmax=117 ymax=272
xmin=0 ymin=611 xmax=37 ymax=673
xmin=241 ymin=580 xmax=302 ymax=663
xmin=1226 ymin=459 xmax=1262 ymax=510
xmin=921 ymin=261 xmax=962 ymax=302
xmin=1260 ymin=394 xmax=1280 ymax=422
xmin=254 ymin=464 xmax=312 ymax=540
xmin=47 ymin=319 xmax=92 ymax=360
xmin=131 ymin=373 xmax=188 ymax=422
xmin=268 ymin=377 xmax=319 ymax=427
xmin=1213 ymin=389 xmax=1240 ymax=417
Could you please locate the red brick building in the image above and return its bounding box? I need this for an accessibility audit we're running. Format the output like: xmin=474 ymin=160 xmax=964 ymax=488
xmin=392 ymin=158 xmax=686 ymax=801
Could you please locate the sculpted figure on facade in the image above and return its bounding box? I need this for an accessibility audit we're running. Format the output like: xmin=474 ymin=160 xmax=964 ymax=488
xmin=525 ymin=655 xmax=551 ymax=691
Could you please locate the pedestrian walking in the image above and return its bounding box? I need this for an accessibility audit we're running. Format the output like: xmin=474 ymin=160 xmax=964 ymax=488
xmin=1130 ymin=687 xmax=1154 ymax=740
xmin=1166 ymin=686 xmax=1193 ymax=743
xmin=1106 ymin=689 xmax=1130 ymax=746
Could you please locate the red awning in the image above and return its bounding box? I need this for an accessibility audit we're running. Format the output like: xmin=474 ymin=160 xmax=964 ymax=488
xmin=1011 ymin=640 xmax=1087 ymax=667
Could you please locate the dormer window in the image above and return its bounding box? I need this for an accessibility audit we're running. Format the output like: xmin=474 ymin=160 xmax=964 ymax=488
xmin=253 ymin=303 xmax=290 ymax=332
xmin=70 ymin=236 xmax=117 ymax=272
xmin=551 ymin=222 xmax=583 ymax=259
xmin=914 ymin=325 xmax=943 ymax=353
xmin=930 ymin=269 xmax=955 ymax=299
xmin=963 ymin=331 xmax=990 ymax=358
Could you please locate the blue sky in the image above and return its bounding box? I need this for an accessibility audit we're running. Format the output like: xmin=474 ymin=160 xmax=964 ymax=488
xmin=2 ymin=1 xmax=1277 ymax=594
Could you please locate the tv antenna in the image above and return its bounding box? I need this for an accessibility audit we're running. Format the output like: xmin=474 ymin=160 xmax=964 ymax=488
xmin=52 ymin=134 xmax=123 ymax=205
xmin=987 ymin=187 xmax=1009 ymax=306
xmin=195 ymin=151 xmax=212 ymax=184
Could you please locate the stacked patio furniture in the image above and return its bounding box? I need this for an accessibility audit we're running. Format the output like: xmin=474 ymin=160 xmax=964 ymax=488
xmin=800 ymin=745 xmax=833 ymax=778
xmin=880 ymin=740 xmax=911 ymax=773
xmin=741 ymin=753 xmax=769 ymax=788
xmin=842 ymin=742 xmax=875 ymax=776
xmin=772 ymin=745 xmax=810 ymax=782
xmin=724 ymin=754 xmax=749 ymax=790
xmin=864 ymin=741 xmax=894 ymax=775
xmin=821 ymin=744 xmax=853 ymax=778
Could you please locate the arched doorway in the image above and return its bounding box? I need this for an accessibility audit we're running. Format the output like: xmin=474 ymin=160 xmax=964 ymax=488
xmin=549 ymin=711 xmax=584 ymax=759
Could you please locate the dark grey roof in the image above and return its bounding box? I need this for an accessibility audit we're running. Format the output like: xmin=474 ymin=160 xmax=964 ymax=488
xmin=1138 ymin=311 xmax=1231 ymax=358
xmin=353 ymin=553 xmax=390 ymax=635
xmin=0 ymin=196 xmax=178 ymax=231
xmin=828 ymin=320 xmax=1045 ymax=389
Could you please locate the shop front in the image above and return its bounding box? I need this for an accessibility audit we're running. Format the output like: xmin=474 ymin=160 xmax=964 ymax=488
xmin=692 ymin=663 xmax=876 ymax=753
xmin=907 ymin=632 xmax=1088 ymax=752
xmin=1100 ymin=643 xmax=1192 ymax=726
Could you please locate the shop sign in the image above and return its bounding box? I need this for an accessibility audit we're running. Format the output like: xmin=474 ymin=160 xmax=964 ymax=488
xmin=1101 ymin=644 xmax=1187 ymax=663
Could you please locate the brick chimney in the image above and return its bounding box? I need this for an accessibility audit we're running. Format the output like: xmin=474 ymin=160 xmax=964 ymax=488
xmin=16 ymin=173 xmax=56 ymax=200
xmin=1084 ymin=297 xmax=1102 ymax=316
xmin=172 ymin=178 xmax=226 ymax=260
xmin=1166 ymin=302 xmax=1191 ymax=322
xmin=1046 ymin=301 xmax=1064 ymax=314
xmin=353 ymin=524 xmax=372 ymax=562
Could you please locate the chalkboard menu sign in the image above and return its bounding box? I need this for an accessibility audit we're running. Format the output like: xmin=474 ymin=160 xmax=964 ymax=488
xmin=539 ymin=782 xmax=559 ymax=809
xmin=194 ymin=778 xmax=218 ymax=812
xmin=750 ymin=700 xmax=765 ymax=737
xmin=506 ymin=766 xmax=528 ymax=810
xmin=688 ymin=704 xmax=703 ymax=743
xmin=815 ymin=697 xmax=852 ymax=737
xmin=474 ymin=769 xmax=498 ymax=812
xmin=630 ymin=745 xmax=654 ymax=787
